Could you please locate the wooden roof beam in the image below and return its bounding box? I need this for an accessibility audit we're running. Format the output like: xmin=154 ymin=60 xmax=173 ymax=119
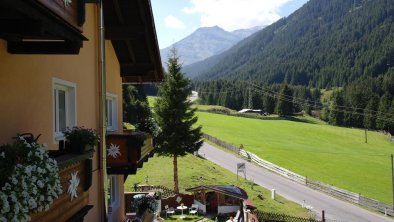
xmin=122 ymin=75 xmax=159 ymax=84
xmin=136 ymin=0 xmax=161 ymax=81
xmin=120 ymin=63 xmax=155 ymax=76
xmin=105 ymin=26 xmax=144 ymax=40
xmin=7 ymin=41 xmax=82 ymax=54
xmin=0 ymin=20 xmax=43 ymax=38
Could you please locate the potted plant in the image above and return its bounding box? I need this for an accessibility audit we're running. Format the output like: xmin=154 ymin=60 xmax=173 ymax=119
xmin=64 ymin=126 xmax=99 ymax=154
xmin=0 ymin=136 xmax=63 ymax=221
xmin=132 ymin=195 xmax=158 ymax=218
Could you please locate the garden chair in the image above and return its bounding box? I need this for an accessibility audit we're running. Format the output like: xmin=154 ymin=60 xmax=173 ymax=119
xmin=227 ymin=210 xmax=241 ymax=222
xmin=165 ymin=205 xmax=175 ymax=218
xmin=233 ymin=210 xmax=241 ymax=222
xmin=189 ymin=204 xmax=198 ymax=215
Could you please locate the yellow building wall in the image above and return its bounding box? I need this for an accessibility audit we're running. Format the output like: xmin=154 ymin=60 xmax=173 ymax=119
xmin=106 ymin=40 xmax=124 ymax=132
xmin=0 ymin=13 xmax=98 ymax=147
xmin=0 ymin=3 xmax=124 ymax=222
xmin=105 ymin=40 xmax=126 ymax=222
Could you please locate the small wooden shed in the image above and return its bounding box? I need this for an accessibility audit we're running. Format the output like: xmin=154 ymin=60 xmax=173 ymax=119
xmin=186 ymin=185 xmax=248 ymax=215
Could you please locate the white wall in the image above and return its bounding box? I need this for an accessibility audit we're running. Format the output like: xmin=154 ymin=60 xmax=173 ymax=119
xmin=108 ymin=175 xmax=125 ymax=222
xmin=218 ymin=206 xmax=240 ymax=214
xmin=194 ymin=200 xmax=206 ymax=213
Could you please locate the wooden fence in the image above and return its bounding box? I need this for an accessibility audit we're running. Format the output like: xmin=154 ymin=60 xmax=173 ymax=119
xmin=359 ymin=196 xmax=394 ymax=215
xmin=203 ymin=134 xmax=240 ymax=153
xmin=240 ymin=150 xmax=306 ymax=185
xmin=161 ymin=194 xmax=194 ymax=211
xmin=306 ymin=180 xmax=359 ymax=204
xmin=125 ymin=186 xmax=194 ymax=213
xmin=204 ymin=134 xmax=394 ymax=216
xmin=134 ymin=185 xmax=177 ymax=198
xmin=253 ymin=210 xmax=319 ymax=222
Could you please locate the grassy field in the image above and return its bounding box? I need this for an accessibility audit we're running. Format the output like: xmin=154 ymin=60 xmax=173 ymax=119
xmin=196 ymin=111 xmax=394 ymax=203
xmin=125 ymin=154 xmax=310 ymax=217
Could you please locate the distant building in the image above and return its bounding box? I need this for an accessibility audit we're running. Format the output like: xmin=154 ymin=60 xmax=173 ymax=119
xmin=238 ymin=109 xmax=264 ymax=114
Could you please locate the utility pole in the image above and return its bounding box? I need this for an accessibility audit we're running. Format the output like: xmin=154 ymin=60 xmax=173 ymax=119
xmin=248 ymin=85 xmax=252 ymax=109
xmin=365 ymin=128 xmax=368 ymax=143
xmin=391 ymin=154 xmax=394 ymax=211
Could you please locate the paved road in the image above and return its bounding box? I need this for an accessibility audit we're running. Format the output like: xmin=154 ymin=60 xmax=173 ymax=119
xmin=199 ymin=143 xmax=393 ymax=222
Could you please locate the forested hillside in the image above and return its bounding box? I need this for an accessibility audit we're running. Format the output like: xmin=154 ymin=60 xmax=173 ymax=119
xmin=190 ymin=0 xmax=394 ymax=88
xmin=194 ymin=72 xmax=394 ymax=132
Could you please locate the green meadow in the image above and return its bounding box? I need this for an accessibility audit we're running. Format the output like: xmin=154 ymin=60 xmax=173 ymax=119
xmin=196 ymin=111 xmax=394 ymax=204
xmin=125 ymin=154 xmax=310 ymax=217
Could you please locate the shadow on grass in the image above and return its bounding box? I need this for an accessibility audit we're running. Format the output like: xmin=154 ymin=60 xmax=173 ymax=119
xmin=201 ymin=110 xmax=318 ymax=124
xmin=281 ymin=116 xmax=316 ymax=124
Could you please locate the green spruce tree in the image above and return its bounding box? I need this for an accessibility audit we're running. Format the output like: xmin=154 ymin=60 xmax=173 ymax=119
xmin=376 ymin=93 xmax=392 ymax=130
xmin=328 ymin=90 xmax=344 ymax=126
xmin=123 ymin=85 xmax=155 ymax=133
xmin=154 ymin=48 xmax=203 ymax=193
xmin=276 ymin=84 xmax=293 ymax=117
xmin=363 ymin=94 xmax=379 ymax=129
xmin=388 ymin=99 xmax=394 ymax=133
xmin=263 ymin=94 xmax=276 ymax=114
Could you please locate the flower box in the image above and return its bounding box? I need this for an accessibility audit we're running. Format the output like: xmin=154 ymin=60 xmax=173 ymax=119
xmin=30 ymin=151 xmax=93 ymax=222
xmin=106 ymin=131 xmax=154 ymax=174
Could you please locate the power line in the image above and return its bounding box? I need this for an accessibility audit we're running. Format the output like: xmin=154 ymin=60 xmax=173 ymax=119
xmin=249 ymin=83 xmax=394 ymax=122
xmin=197 ymin=84 xmax=390 ymax=117
xmin=195 ymin=83 xmax=394 ymax=123
xmin=250 ymin=82 xmax=394 ymax=118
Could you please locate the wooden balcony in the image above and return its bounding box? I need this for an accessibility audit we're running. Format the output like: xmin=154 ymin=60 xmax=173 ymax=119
xmin=30 ymin=151 xmax=93 ymax=222
xmin=106 ymin=131 xmax=154 ymax=174
xmin=0 ymin=0 xmax=87 ymax=54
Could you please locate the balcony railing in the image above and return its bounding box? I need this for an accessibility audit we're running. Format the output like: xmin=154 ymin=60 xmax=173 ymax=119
xmin=106 ymin=131 xmax=154 ymax=174
xmin=30 ymin=151 xmax=93 ymax=221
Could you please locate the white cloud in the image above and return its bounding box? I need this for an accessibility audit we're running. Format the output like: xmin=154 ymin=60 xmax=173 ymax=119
xmin=164 ymin=15 xmax=186 ymax=29
xmin=183 ymin=0 xmax=291 ymax=31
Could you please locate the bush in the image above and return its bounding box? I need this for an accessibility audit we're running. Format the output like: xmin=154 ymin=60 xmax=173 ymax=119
xmin=132 ymin=195 xmax=158 ymax=216
xmin=0 ymin=137 xmax=63 ymax=221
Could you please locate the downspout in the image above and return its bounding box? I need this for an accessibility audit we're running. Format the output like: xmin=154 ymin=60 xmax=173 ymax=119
xmin=98 ymin=0 xmax=108 ymax=221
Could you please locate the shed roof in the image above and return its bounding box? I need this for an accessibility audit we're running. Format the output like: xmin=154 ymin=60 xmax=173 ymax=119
xmin=186 ymin=185 xmax=248 ymax=200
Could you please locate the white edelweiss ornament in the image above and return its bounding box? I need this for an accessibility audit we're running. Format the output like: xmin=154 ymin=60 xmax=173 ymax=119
xmin=68 ymin=171 xmax=80 ymax=201
xmin=63 ymin=0 xmax=72 ymax=7
xmin=107 ymin=143 xmax=121 ymax=158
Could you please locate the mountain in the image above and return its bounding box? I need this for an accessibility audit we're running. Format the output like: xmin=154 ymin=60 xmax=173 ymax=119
xmin=160 ymin=26 xmax=263 ymax=67
xmin=188 ymin=0 xmax=394 ymax=88
xmin=232 ymin=26 xmax=264 ymax=39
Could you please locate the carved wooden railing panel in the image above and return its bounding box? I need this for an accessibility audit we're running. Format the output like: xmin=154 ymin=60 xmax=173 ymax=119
xmin=30 ymin=152 xmax=93 ymax=222
xmin=36 ymin=0 xmax=84 ymax=31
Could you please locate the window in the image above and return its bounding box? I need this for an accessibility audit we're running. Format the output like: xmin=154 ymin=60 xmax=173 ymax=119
xmin=53 ymin=78 xmax=76 ymax=142
xmin=106 ymin=93 xmax=118 ymax=131
xmin=108 ymin=176 xmax=118 ymax=206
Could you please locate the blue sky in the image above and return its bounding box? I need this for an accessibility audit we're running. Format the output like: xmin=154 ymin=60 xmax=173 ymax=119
xmin=151 ymin=0 xmax=309 ymax=49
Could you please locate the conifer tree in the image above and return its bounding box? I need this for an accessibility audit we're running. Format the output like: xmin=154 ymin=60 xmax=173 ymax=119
xmin=388 ymin=99 xmax=394 ymax=133
xmin=276 ymin=84 xmax=293 ymax=117
xmin=376 ymin=93 xmax=392 ymax=130
xmin=329 ymin=91 xmax=344 ymax=126
xmin=123 ymin=85 xmax=155 ymax=133
xmin=363 ymin=94 xmax=379 ymax=129
xmin=154 ymin=47 xmax=203 ymax=193
xmin=263 ymin=95 xmax=276 ymax=114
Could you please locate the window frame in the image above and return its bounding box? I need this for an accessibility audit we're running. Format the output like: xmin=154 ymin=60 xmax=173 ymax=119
xmin=108 ymin=175 xmax=119 ymax=207
xmin=52 ymin=78 xmax=77 ymax=143
xmin=106 ymin=93 xmax=118 ymax=131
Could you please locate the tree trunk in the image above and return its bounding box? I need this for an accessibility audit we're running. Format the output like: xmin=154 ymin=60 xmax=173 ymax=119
xmin=173 ymin=154 xmax=179 ymax=193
